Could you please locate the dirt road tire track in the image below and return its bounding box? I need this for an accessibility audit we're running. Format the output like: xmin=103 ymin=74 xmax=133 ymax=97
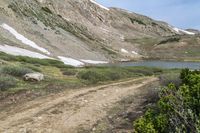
xmin=0 ymin=76 xmax=158 ymax=133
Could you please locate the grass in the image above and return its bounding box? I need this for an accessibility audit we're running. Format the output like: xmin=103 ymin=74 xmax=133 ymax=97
xmin=77 ymin=66 xmax=163 ymax=84
xmin=125 ymin=37 xmax=160 ymax=50
xmin=0 ymin=52 xmax=179 ymax=99
xmin=0 ymin=65 xmax=33 ymax=77
xmin=157 ymin=37 xmax=180 ymax=45
xmin=129 ymin=17 xmax=146 ymax=26
xmin=0 ymin=52 xmax=72 ymax=68
xmin=159 ymin=73 xmax=181 ymax=87
xmin=0 ymin=75 xmax=17 ymax=91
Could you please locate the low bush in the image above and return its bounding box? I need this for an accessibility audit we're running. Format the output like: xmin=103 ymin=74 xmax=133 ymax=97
xmin=129 ymin=17 xmax=146 ymax=26
xmin=0 ymin=66 xmax=33 ymax=77
xmin=77 ymin=66 xmax=163 ymax=84
xmin=21 ymin=64 xmax=41 ymax=72
xmin=77 ymin=70 xmax=105 ymax=84
xmin=0 ymin=52 xmax=71 ymax=68
xmin=61 ymin=68 xmax=77 ymax=76
xmin=0 ymin=75 xmax=17 ymax=91
xmin=159 ymin=73 xmax=181 ymax=87
xmin=133 ymin=69 xmax=200 ymax=133
xmin=126 ymin=67 xmax=163 ymax=76
xmin=41 ymin=7 xmax=53 ymax=14
xmin=158 ymin=37 xmax=180 ymax=45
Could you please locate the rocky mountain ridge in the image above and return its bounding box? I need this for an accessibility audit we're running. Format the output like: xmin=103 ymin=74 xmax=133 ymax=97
xmin=0 ymin=0 xmax=199 ymax=66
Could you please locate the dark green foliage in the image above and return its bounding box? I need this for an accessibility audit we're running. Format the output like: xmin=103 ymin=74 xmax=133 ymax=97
xmin=134 ymin=69 xmax=200 ymax=133
xmin=41 ymin=7 xmax=52 ymax=14
xmin=21 ymin=64 xmax=42 ymax=72
xmin=77 ymin=67 xmax=128 ymax=84
xmin=151 ymin=22 xmax=158 ymax=26
xmin=129 ymin=17 xmax=146 ymax=26
xmin=0 ymin=66 xmax=33 ymax=77
xmin=0 ymin=75 xmax=17 ymax=91
xmin=180 ymin=69 xmax=200 ymax=115
xmin=78 ymin=70 xmax=105 ymax=84
xmin=61 ymin=68 xmax=77 ymax=76
xmin=77 ymin=66 xmax=162 ymax=84
xmin=158 ymin=37 xmax=180 ymax=45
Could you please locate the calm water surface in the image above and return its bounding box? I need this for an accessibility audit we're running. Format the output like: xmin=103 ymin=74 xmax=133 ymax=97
xmin=103 ymin=60 xmax=200 ymax=69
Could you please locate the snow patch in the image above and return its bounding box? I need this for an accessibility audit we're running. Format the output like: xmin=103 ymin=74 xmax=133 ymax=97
xmin=121 ymin=49 xmax=129 ymax=53
xmin=58 ymin=56 xmax=84 ymax=67
xmin=169 ymin=25 xmax=195 ymax=35
xmin=0 ymin=45 xmax=50 ymax=59
xmin=90 ymin=0 xmax=110 ymax=11
xmin=173 ymin=27 xmax=195 ymax=35
xmin=0 ymin=23 xmax=50 ymax=55
xmin=81 ymin=59 xmax=108 ymax=64
xmin=131 ymin=51 xmax=138 ymax=55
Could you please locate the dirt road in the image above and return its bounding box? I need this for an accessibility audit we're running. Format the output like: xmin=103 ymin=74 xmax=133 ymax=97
xmin=0 ymin=77 xmax=158 ymax=133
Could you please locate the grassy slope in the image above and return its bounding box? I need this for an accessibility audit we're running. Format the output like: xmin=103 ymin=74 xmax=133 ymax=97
xmin=125 ymin=35 xmax=200 ymax=61
xmin=0 ymin=52 xmax=174 ymax=97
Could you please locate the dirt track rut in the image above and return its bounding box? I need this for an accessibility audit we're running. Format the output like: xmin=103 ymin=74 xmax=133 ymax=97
xmin=0 ymin=77 xmax=158 ymax=133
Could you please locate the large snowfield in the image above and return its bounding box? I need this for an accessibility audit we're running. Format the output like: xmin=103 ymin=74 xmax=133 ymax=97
xmin=0 ymin=23 xmax=50 ymax=55
xmin=58 ymin=56 xmax=84 ymax=67
xmin=0 ymin=45 xmax=50 ymax=59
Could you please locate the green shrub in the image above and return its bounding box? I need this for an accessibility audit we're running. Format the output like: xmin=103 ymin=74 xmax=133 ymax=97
xmin=77 ymin=67 xmax=130 ymax=84
xmin=126 ymin=68 xmax=153 ymax=76
xmin=41 ymin=7 xmax=52 ymax=14
xmin=0 ymin=66 xmax=33 ymax=77
xmin=129 ymin=17 xmax=146 ymax=26
xmin=134 ymin=117 xmax=157 ymax=133
xmin=0 ymin=52 xmax=71 ymax=68
xmin=61 ymin=68 xmax=77 ymax=76
xmin=126 ymin=67 xmax=163 ymax=76
xmin=0 ymin=75 xmax=17 ymax=91
xmin=158 ymin=37 xmax=180 ymax=45
xmin=133 ymin=69 xmax=200 ymax=133
xmin=21 ymin=64 xmax=41 ymax=72
xmin=77 ymin=70 xmax=105 ymax=84
xmin=77 ymin=66 xmax=163 ymax=84
xmin=159 ymin=73 xmax=181 ymax=87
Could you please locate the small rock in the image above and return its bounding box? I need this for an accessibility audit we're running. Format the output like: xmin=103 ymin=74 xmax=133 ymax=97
xmin=0 ymin=60 xmax=6 ymax=65
xmin=23 ymin=73 xmax=44 ymax=82
xmin=92 ymin=127 xmax=96 ymax=131
xmin=84 ymin=100 xmax=88 ymax=103
xmin=38 ymin=117 xmax=43 ymax=120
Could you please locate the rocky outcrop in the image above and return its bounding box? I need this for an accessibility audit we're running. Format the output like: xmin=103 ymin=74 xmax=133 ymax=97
xmin=23 ymin=73 xmax=44 ymax=82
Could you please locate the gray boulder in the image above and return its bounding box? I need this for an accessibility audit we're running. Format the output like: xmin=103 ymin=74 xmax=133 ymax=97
xmin=23 ymin=73 xmax=44 ymax=82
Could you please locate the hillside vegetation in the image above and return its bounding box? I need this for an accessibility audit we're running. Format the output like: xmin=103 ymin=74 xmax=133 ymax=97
xmin=0 ymin=52 xmax=163 ymax=99
xmin=134 ymin=69 xmax=200 ymax=133
xmin=1 ymin=0 xmax=200 ymax=62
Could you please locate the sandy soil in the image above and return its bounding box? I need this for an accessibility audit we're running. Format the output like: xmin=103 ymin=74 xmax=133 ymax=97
xmin=0 ymin=77 xmax=158 ymax=133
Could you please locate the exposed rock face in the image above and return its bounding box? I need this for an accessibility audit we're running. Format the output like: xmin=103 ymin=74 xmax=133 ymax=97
xmin=23 ymin=73 xmax=44 ymax=82
xmin=0 ymin=0 xmax=200 ymax=62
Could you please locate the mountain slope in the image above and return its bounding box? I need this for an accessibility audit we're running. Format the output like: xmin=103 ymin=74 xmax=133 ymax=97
xmin=0 ymin=0 xmax=199 ymax=65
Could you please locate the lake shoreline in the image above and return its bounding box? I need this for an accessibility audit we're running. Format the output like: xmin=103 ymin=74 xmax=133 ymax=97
xmin=98 ymin=60 xmax=200 ymax=69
